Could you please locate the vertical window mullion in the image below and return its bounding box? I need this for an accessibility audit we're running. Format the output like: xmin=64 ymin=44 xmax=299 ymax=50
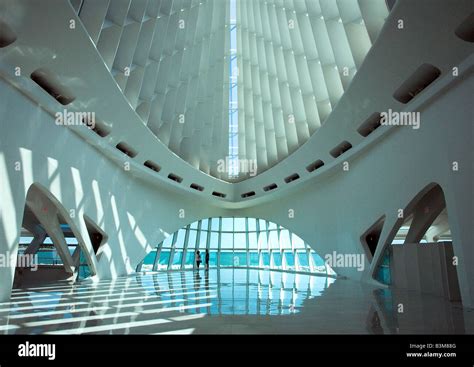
xmin=181 ymin=225 xmax=191 ymax=269
xmin=167 ymin=231 xmax=178 ymax=270
xmin=217 ymin=217 xmax=222 ymax=267
xmin=152 ymin=241 xmax=163 ymax=271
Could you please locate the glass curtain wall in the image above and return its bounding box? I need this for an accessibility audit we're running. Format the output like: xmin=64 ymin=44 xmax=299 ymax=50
xmin=138 ymin=217 xmax=335 ymax=276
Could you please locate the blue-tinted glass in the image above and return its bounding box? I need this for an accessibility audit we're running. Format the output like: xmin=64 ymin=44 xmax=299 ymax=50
xmin=209 ymin=232 xmax=219 ymax=249
xmin=221 ymin=232 xmax=233 ymax=249
xmin=163 ymin=234 xmax=173 ymax=247
xmin=159 ymin=251 xmax=170 ymax=265
xmin=249 ymin=252 xmax=259 ymax=266
xmin=234 ymin=217 xmax=246 ymax=231
xmin=280 ymin=230 xmax=291 ymax=249
xmin=38 ymin=249 xmax=59 ymax=265
xmin=185 ymin=251 xmax=195 ymax=265
xmin=175 ymin=229 xmax=186 ymax=248
xmin=143 ymin=250 xmax=156 ymax=265
xmin=311 ymin=253 xmax=325 ymax=266
xmin=233 ymin=252 xmax=247 ymax=266
xmin=209 ymin=251 xmax=217 ymax=266
xmin=187 ymin=230 xmax=197 ymax=250
xmin=285 ymin=252 xmax=295 ymax=267
xmin=258 ymin=231 xmax=268 ymax=250
xmin=375 ymin=249 xmax=391 ymax=284
xmin=272 ymin=252 xmax=282 ymax=267
xmin=376 ymin=266 xmax=391 ymax=285
xmin=138 ymin=217 xmax=332 ymax=275
xmin=79 ymin=249 xmax=91 ymax=279
xmin=220 ymin=252 xmax=233 ymax=266
xmin=211 ymin=217 xmax=220 ymax=231
xmin=190 ymin=221 xmax=198 ymax=229
xmin=233 ymin=232 xmax=246 ymax=249
xmin=247 ymin=218 xmax=256 ymax=231
xmin=268 ymin=231 xmax=279 ymax=249
xmin=248 ymin=232 xmax=257 ymax=249
xmin=201 ymin=218 xmax=209 ymax=229
xmin=198 ymin=230 xmax=208 ymax=249
xmin=172 ymin=251 xmax=183 ymax=265
xmin=298 ymin=252 xmax=309 ymax=267
xmin=19 ymin=236 xmax=33 ymax=244
xmin=221 ymin=217 xmax=233 ymax=232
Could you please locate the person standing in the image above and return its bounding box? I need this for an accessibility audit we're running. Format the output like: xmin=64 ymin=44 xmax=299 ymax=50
xmin=196 ymin=250 xmax=202 ymax=269
xmin=205 ymin=249 xmax=210 ymax=269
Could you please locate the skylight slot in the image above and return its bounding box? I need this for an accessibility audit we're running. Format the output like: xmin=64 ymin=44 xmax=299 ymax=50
xmin=330 ymin=141 xmax=352 ymax=158
xmin=306 ymin=160 xmax=324 ymax=173
xmin=190 ymin=183 xmax=204 ymax=192
xmin=30 ymin=68 xmax=76 ymax=106
xmin=393 ymin=64 xmax=441 ymax=104
xmin=357 ymin=112 xmax=382 ymax=137
xmin=263 ymin=183 xmax=278 ymax=192
xmin=168 ymin=173 xmax=183 ymax=183
xmin=228 ymin=0 xmax=239 ymax=178
xmin=284 ymin=173 xmax=300 ymax=183
xmin=144 ymin=160 xmax=161 ymax=173
xmin=115 ymin=142 xmax=137 ymax=158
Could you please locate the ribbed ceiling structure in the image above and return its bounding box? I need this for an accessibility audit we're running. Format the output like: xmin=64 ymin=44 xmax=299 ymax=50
xmin=73 ymin=0 xmax=388 ymax=181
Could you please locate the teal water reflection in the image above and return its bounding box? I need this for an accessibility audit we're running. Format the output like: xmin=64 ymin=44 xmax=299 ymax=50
xmin=138 ymin=268 xmax=336 ymax=316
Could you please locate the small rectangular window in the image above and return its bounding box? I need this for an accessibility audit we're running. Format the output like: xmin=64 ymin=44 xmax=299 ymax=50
xmin=168 ymin=173 xmax=183 ymax=183
xmin=393 ymin=64 xmax=441 ymax=104
xmin=31 ymin=68 xmax=75 ymax=105
xmin=144 ymin=160 xmax=161 ymax=173
xmin=263 ymin=183 xmax=277 ymax=192
xmin=116 ymin=142 xmax=137 ymax=158
xmin=284 ymin=173 xmax=300 ymax=183
xmin=330 ymin=141 xmax=352 ymax=158
xmin=306 ymin=159 xmax=324 ymax=173
xmin=190 ymin=183 xmax=204 ymax=191
xmin=357 ymin=112 xmax=382 ymax=137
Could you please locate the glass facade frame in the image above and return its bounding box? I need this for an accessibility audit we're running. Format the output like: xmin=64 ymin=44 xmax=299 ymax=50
xmin=138 ymin=217 xmax=333 ymax=276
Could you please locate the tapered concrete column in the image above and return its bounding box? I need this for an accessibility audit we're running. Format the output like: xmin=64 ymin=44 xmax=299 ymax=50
xmin=27 ymin=200 xmax=75 ymax=274
xmin=24 ymin=232 xmax=47 ymax=256
xmin=404 ymin=186 xmax=445 ymax=244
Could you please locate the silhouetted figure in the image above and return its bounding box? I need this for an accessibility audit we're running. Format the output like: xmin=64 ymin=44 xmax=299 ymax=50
xmin=196 ymin=250 xmax=202 ymax=269
xmin=204 ymin=267 xmax=209 ymax=290
xmin=205 ymin=249 xmax=210 ymax=269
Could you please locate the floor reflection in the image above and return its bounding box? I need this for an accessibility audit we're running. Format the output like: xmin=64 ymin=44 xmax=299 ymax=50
xmin=0 ymin=268 xmax=472 ymax=334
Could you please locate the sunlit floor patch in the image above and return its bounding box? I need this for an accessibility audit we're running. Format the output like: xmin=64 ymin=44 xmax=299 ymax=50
xmin=2 ymin=269 xmax=333 ymax=334
xmin=3 ymin=268 xmax=471 ymax=334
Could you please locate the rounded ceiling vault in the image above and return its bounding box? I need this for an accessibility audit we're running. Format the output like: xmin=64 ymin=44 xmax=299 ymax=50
xmin=72 ymin=0 xmax=388 ymax=182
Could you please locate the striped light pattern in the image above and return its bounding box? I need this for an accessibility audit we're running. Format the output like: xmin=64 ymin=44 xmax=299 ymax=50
xmin=74 ymin=0 xmax=388 ymax=181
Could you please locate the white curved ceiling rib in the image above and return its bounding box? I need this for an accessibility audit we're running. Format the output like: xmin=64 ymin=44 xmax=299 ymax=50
xmin=73 ymin=0 xmax=388 ymax=181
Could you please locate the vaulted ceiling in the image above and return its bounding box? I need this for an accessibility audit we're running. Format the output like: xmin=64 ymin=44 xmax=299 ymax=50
xmin=73 ymin=0 xmax=388 ymax=181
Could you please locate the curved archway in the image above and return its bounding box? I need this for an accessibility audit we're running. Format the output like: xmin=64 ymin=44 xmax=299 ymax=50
xmin=137 ymin=217 xmax=335 ymax=276
xmin=14 ymin=183 xmax=98 ymax=287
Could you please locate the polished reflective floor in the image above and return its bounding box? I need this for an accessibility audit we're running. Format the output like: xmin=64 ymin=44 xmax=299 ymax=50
xmin=1 ymin=268 xmax=473 ymax=334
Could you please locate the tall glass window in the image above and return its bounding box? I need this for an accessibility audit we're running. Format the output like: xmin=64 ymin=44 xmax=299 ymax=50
xmin=139 ymin=217 xmax=334 ymax=277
